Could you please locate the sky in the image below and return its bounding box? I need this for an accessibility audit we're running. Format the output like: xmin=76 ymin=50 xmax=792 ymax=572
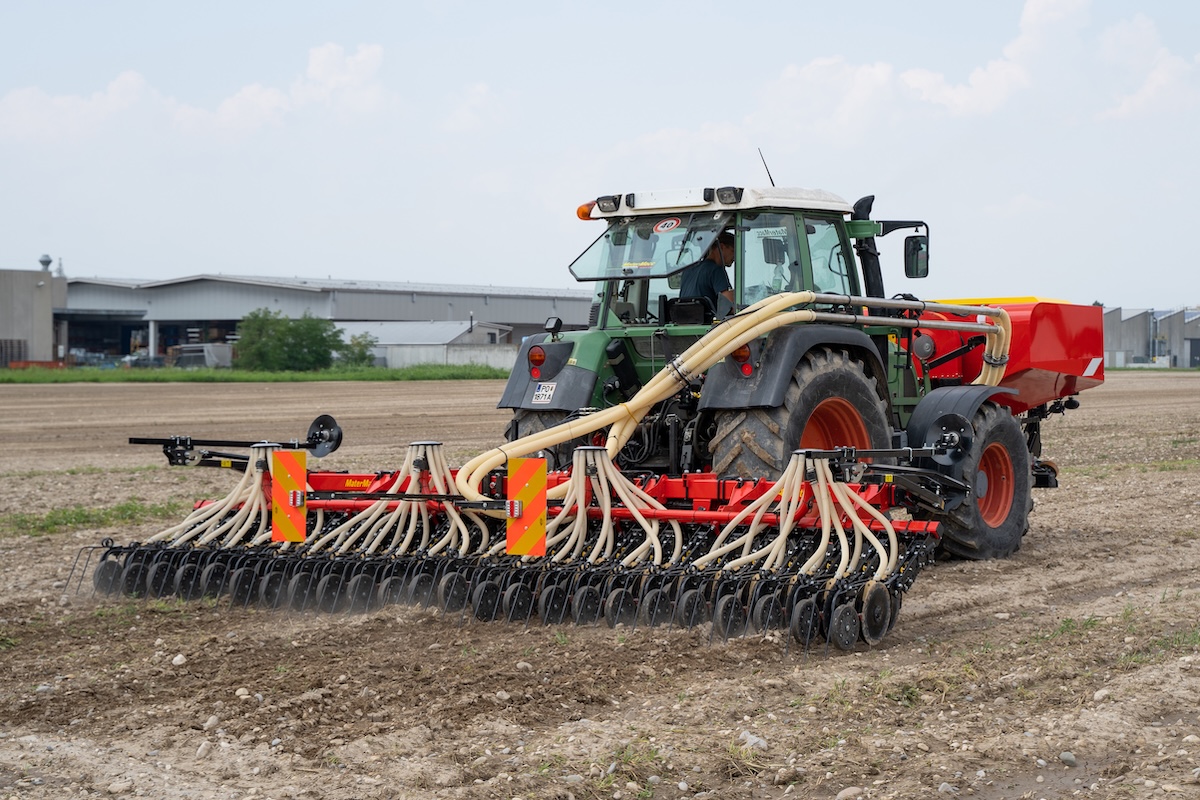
xmin=1 ymin=0 xmax=1196 ymax=310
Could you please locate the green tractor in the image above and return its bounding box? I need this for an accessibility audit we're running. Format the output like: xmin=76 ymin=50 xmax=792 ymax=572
xmin=499 ymin=186 xmax=1103 ymax=559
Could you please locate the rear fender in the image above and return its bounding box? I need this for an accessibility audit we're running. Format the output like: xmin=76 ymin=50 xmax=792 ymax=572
xmin=906 ymin=385 xmax=1017 ymax=478
xmin=497 ymin=331 xmax=610 ymax=411
xmin=698 ymin=325 xmax=888 ymax=411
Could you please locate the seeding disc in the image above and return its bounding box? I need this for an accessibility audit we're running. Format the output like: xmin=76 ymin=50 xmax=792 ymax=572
xmin=93 ymin=560 xmax=123 ymax=595
xmin=638 ymin=588 xmax=672 ymax=627
xmin=229 ymin=568 xmax=258 ymax=607
xmin=345 ymin=574 xmax=377 ymax=613
xmin=713 ymin=594 xmax=748 ymax=639
xmin=790 ymin=598 xmax=821 ymax=648
xmin=174 ymin=563 xmax=205 ymax=601
xmin=859 ymin=582 xmax=892 ymax=646
xmin=376 ymin=575 xmax=408 ymax=607
xmin=571 ymin=585 xmax=603 ymax=624
xmin=888 ymin=590 xmax=902 ymax=632
xmin=437 ymin=572 xmax=470 ymax=612
xmin=200 ymin=563 xmax=227 ymax=598
xmin=121 ymin=559 xmax=151 ymax=598
xmin=145 ymin=561 xmax=175 ymax=598
xmin=752 ymin=592 xmax=787 ymax=632
xmin=472 ymin=580 xmax=501 ymax=621
xmin=829 ymin=602 xmax=860 ymax=651
xmin=316 ymin=574 xmax=349 ymax=613
xmin=605 ymin=588 xmax=637 ymax=628
xmin=538 ymin=583 xmax=569 ymax=625
xmin=258 ymin=570 xmax=288 ymax=609
xmin=503 ymin=583 xmax=535 ymax=622
xmin=674 ymin=589 xmax=709 ymax=628
xmin=408 ymin=572 xmax=436 ymax=606
xmin=288 ymin=571 xmax=318 ymax=611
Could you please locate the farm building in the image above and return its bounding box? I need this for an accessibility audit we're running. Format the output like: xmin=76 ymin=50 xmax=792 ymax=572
xmin=27 ymin=272 xmax=594 ymax=366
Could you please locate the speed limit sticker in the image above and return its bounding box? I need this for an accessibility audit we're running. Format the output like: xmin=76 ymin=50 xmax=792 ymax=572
xmin=653 ymin=217 xmax=681 ymax=234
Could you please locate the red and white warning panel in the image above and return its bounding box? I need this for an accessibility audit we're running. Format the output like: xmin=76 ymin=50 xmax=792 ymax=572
xmin=271 ymin=450 xmax=308 ymax=543
xmin=505 ymin=457 xmax=547 ymax=556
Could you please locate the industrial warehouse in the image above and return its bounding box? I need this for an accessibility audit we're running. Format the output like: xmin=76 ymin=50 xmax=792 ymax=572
xmin=0 ymin=264 xmax=1197 ymax=369
xmin=0 ymin=268 xmax=594 ymax=370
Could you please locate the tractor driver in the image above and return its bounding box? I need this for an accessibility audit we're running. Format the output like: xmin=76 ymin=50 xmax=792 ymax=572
xmin=679 ymin=230 xmax=736 ymax=314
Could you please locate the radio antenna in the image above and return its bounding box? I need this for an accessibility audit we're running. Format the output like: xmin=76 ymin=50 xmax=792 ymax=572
xmin=758 ymin=148 xmax=776 ymax=187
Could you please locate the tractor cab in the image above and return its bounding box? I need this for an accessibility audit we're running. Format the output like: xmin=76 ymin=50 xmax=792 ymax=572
xmin=573 ymin=187 xmax=863 ymax=328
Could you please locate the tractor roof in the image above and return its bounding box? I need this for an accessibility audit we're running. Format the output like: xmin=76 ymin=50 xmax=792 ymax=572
xmin=584 ymin=187 xmax=853 ymax=219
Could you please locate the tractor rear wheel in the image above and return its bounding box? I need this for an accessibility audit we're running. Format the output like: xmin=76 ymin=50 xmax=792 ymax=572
xmin=938 ymin=403 xmax=1030 ymax=559
xmin=710 ymin=348 xmax=891 ymax=478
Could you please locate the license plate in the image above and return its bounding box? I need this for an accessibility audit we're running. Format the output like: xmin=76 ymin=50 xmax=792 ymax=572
xmin=531 ymin=382 xmax=556 ymax=404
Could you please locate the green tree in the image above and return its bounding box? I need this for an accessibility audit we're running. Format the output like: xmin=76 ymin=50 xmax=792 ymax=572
xmin=234 ymin=309 xmax=344 ymax=372
xmin=234 ymin=308 xmax=287 ymax=371
xmin=338 ymin=332 xmax=379 ymax=368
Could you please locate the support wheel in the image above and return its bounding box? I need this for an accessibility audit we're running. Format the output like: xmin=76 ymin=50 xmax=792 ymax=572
xmin=174 ymin=563 xmax=205 ymax=601
xmin=938 ymin=403 xmax=1031 ymax=559
xmin=408 ymin=572 xmax=435 ymax=606
xmin=258 ymin=570 xmax=288 ymax=609
xmin=316 ymin=574 xmax=349 ymax=613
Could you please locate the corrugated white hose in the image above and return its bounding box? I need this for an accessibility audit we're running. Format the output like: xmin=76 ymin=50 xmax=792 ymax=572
xmin=711 ymin=452 xmax=808 ymax=572
xmin=193 ymin=452 xmax=273 ymax=547
xmin=690 ymin=454 xmax=807 ymax=571
xmin=455 ymin=293 xmax=823 ymax=505
xmin=836 ymin=481 xmax=899 ymax=579
xmin=814 ymin=461 xmax=853 ymax=582
xmin=146 ymin=459 xmax=259 ymax=545
xmin=427 ymin=444 xmax=488 ymax=556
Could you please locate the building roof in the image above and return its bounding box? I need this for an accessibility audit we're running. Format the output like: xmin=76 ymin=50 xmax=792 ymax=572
xmin=68 ymin=273 xmax=594 ymax=299
xmin=336 ymin=319 xmax=512 ymax=345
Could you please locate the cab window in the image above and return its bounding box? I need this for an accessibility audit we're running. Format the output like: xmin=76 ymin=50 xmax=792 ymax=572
xmin=804 ymin=216 xmax=855 ymax=295
xmin=738 ymin=213 xmax=800 ymax=306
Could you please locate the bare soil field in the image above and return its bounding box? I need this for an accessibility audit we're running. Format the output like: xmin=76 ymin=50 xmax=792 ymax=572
xmin=1 ymin=372 xmax=1198 ymax=800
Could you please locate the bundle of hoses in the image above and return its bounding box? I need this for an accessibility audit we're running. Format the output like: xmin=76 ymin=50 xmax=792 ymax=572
xmin=454 ymin=291 xmax=1011 ymax=506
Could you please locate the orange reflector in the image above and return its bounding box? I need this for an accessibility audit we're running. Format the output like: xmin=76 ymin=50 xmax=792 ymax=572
xmin=576 ymin=201 xmax=596 ymax=220
xmin=271 ymin=450 xmax=307 ymax=542
xmin=506 ymin=458 xmax=547 ymax=556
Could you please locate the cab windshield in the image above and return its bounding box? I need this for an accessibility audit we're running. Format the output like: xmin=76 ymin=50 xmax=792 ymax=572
xmin=569 ymin=212 xmax=732 ymax=281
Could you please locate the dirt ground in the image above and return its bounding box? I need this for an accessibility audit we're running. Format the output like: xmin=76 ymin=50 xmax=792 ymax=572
xmin=1 ymin=372 xmax=1198 ymax=800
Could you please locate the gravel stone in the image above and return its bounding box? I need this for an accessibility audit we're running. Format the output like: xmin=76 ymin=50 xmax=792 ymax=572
xmin=1060 ymin=751 xmax=1077 ymax=767
xmin=171 ymin=654 xmax=187 ymax=666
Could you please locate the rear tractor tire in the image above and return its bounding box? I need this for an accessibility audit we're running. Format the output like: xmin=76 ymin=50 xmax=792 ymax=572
xmin=710 ymin=348 xmax=891 ymax=478
xmin=937 ymin=403 xmax=1031 ymax=560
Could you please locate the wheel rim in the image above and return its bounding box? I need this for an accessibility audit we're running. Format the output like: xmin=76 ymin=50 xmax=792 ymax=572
xmin=978 ymin=441 xmax=1015 ymax=527
xmin=800 ymin=398 xmax=873 ymax=449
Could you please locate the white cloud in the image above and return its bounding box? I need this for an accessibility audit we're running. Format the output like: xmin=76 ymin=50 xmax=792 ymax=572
xmin=900 ymin=0 xmax=1087 ymax=115
xmin=0 ymin=44 xmax=387 ymax=143
xmin=1097 ymin=15 xmax=1199 ymax=119
xmin=0 ymin=71 xmax=147 ymax=141
xmin=291 ymin=43 xmax=386 ymax=112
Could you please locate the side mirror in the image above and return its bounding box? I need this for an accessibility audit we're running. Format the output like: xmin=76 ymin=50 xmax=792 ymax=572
xmin=904 ymin=235 xmax=929 ymax=279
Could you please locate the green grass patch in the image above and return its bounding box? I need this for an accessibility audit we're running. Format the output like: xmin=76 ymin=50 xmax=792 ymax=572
xmin=0 ymin=499 xmax=186 ymax=536
xmin=0 ymin=363 xmax=510 ymax=384
xmin=0 ymin=635 xmax=17 ymax=650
